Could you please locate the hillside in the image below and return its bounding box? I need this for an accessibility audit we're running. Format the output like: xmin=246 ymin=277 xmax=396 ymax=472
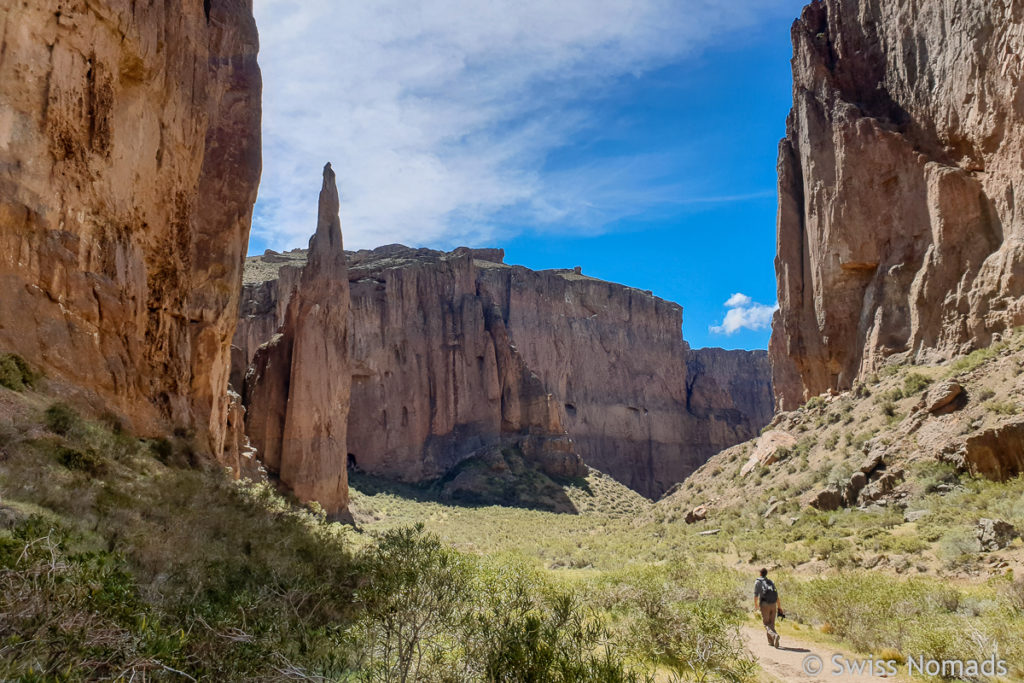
xmin=661 ymin=329 xmax=1024 ymax=579
xmin=3 ymin=369 xmax=1023 ymax=680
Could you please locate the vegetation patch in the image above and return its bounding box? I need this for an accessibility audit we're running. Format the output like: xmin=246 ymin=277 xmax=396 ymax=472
xmin=0 ymin=353 xmax=38 ymax=391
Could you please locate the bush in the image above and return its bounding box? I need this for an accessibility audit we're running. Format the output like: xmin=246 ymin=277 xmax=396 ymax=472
xmin=44 ymin=402 xmax=82 ymax=436
xmin=0 ymin=353 xmax=38 ymax=391
xmin=354 ymin=524 xmax=474 ymax=680
xmin=984 ymin=400 xmax=1019 ymax=416
xmin=57 ymin=446 xmax=107 ymax=476
xmin=352 ymin=527 xmax=649 ymax=682
xmin=805 ymin=396 xmax=826 ymax=411
xmin=468 ymin=569 xmax=648 ymax=683
xmin=602 ymin=567 xmax=754 ymax=683
xmin=790 ymin=574 xmax=951 ymax=653
xmin=937 ymin=529 xmax=979 ymax=568
xmin=902 ymin=372 xmax=932 ymax=396
xmin=947 ymin=343 xmax=1006 ymax=376
xmin=881 ymin=400 xmax=897 ymax=417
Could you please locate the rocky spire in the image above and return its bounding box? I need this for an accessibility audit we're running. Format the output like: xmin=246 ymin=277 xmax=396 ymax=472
xmin=245 ymin=163 xmax=352 ymax=517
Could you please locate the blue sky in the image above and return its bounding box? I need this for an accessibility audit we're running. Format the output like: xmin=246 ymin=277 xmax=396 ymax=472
xmin=250 ymin=0 xmax=807 ymax=350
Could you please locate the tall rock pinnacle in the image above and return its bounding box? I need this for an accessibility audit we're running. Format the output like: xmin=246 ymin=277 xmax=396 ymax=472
xmin=245 ymin=164 xmax=351 ymax=516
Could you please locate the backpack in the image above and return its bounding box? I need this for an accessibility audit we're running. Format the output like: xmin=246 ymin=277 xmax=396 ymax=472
xmin=758 ymin=578 xmax=778 ymax=604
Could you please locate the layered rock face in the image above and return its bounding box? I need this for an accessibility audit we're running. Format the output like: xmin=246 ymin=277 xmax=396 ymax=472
xmin=687 ymin=348 xmax=774 ymax=465
xmin=0 ymin=2 xmax=262 ymax=454
xmin=771 ymin=0 xmax=1024 ymax=410
xmin=237 ymin=246 xmax=773 ymax=498
xmin=245 ymin=165 xmax=351 ymax=515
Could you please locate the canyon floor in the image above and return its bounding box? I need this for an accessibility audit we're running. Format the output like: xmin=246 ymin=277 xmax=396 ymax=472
xmin=2 ymin=331 xmax=1023 ymax=680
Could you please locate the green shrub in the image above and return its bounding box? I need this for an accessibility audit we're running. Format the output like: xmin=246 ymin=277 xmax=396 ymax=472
xmin=937 ymin=529 xmax=979 ymax=568
xmin=881 ymin=400 xmax=897 ymax=417
xmin=469 ymin=570 xmax=649 ymax=683
xmin=56 ymin=446 xmax=106 ymax=476
xmin=601 ymin=566 xmax=753 ymax=683
xmin=44 ymin=402 xmax=81 ymax=436
xmin=790 ymin=574 xmax=952 ymax=653
xmin=984 ymin=400 xmax=1019 ymax=416
xmin=805 ymin=396 xmax=826 ymax=411
xmin=0 ymin=353 xmax=38 ymax=391
xmin=902 ymin=372 xmax=932 ymax=395
xmin=148 ymin=437 xmax=175 ymax=463
xmin=916 ymin=461 xmax=960 ymax=494
xmin=947 ymin=342 xmax=1005 ymax=376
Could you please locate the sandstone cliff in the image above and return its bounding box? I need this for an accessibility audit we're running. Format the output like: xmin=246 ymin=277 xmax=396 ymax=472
xmin=237 ymin=246 xmax=773 ymax=499
xmin=245 ymin=165 xmax=351 ymax=515
xmin=771 ymin=0 xmax=1024 ymax=410
xmin=0 ymin=1 xmax=262 ymax=454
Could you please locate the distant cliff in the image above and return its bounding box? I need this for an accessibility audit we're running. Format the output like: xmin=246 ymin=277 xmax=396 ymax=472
xmin=236 ymin=246 xmax=773 ymax=499
xmin=771 ymin=0 xmax=1024 ymax=409
xmin=0 ymin=1 xmax=261 ymax=454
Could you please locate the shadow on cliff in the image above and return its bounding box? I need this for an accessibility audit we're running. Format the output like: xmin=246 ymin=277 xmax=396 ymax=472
xmin=349 ymin=451 xmax=591 ymax=516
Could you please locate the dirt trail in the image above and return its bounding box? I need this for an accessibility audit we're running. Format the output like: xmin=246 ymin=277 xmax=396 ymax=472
xmin=742 ymin=624 xmax=903 ymax=682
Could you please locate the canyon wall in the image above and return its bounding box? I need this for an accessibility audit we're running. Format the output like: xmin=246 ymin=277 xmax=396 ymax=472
xmin=237 ymin=246 xmax=773 ymax=499
xmin=770 ymin=0 xmax=1024 ymax=409
xmin=0 ymin=1 xmax=262 ymax=454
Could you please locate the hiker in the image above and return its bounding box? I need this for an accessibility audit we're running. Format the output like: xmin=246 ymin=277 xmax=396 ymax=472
xmin=754 ymin=568 xmax=782 ymax=648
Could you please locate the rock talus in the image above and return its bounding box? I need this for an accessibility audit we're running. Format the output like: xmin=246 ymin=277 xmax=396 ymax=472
xmin=0 ymin=1 xmax=262 ymax=454
xmin=245 ymin=165 xmax=351 ymax=515
xmin=771 ymin=0 xmax=1024 ymax=409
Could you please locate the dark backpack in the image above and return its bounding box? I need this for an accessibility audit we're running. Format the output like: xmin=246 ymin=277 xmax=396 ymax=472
xmin=758 ymin=578 xmax=778 ymax=604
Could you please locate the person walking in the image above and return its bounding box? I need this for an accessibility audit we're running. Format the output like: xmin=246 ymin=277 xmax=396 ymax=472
xmin=754 ymin=568 xmax=782 ymax=648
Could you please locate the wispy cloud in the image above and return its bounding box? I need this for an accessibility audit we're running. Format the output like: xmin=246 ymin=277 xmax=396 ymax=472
xmin=252 ymin=0 xmax=789 ymax=250
xmin=710 ymin=293 xmax=778 ymax=335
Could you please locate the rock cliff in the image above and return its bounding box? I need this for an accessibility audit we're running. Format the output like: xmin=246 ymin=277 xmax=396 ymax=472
xmin=770 ymin=0 xmax=1024 ymax=410
xmin=237 ymin=246 xmax=773 ymax=499
xmin=0 ymin=1 xmax=262 ymax=454
xmin=245 ymin=165 xmax=351 ymax=515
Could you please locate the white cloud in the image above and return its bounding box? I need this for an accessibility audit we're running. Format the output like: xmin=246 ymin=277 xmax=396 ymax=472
xmin=251 ymin=0 xmax=792 ymax=251
xmin=723 ymin=292 xmax=752 ymax=308
xmin=710 ymin=293 xmax=778 ymax=335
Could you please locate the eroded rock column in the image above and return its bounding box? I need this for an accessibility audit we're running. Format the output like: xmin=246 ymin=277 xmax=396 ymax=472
xmin=246 ymin=164 xmax=351 ymax=515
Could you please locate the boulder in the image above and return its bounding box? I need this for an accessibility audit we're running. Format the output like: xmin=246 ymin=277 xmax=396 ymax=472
xmin=904 ymin=509 xmax=929 ymax=523
xmin=685 ymin=505 xmax=708 ymax=524
xmin=741 ymin=431 xmax=798 ymax=477
xmin=976 ymin=519 xmax=1018 ymax=552
xmin=957 ymin=420 xmax=1024 ymax=481
xmin=846 ymin=471 xmax=868 ymax=505
xmin=858 ymin=451 xmax=885 ymax=474
xmin=810 ymin=486 xmax=844 ymax=512
xmin=924 ymin=381 xmax=964 ymax=415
